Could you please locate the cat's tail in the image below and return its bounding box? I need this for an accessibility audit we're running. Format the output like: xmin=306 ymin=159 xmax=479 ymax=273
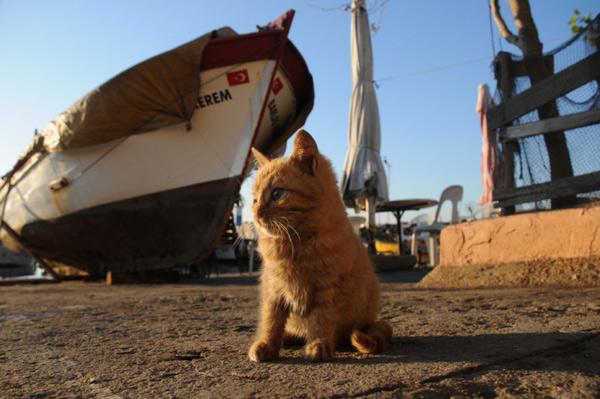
xmin=350 ymin=320 xmax=393 ymax=354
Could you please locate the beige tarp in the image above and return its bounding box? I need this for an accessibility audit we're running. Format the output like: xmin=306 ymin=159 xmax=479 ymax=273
xmin=41 ymin=27 xmax=236 ymax=152
xmin=340 ymin=0 xmax=388 ymax=209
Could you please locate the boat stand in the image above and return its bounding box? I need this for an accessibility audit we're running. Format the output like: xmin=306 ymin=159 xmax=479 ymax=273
xmin=0 ymin=221 xmax=61 ymax=281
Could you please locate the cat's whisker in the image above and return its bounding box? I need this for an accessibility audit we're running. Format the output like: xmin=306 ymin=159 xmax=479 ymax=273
xmin=270 ymin=221 xmax=281 ymax=236
xmin=284 ymin=225 xmax=296 ymax=259
xmin=272 ymin=220 xmax=284 ymax=238
xmin=288 ymin=225 xmax=301 ymax=244
xmin=275 ymin=218 xmax=296 ymax=259
xmin=279 ymin=216 xmax=301 ymax=244
xmin=281 ymin=222 xmax=296 ymax=258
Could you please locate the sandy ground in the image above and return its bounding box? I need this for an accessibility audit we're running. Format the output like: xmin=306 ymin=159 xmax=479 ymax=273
xmin=1 ymin=270 xmax=600 ymax=398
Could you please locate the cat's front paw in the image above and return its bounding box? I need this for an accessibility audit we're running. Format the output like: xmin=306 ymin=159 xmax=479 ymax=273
xmin=305 ymin=338 xmax=334 ymax=362
xmin=248 ymin=340 xmax=278 ymax=362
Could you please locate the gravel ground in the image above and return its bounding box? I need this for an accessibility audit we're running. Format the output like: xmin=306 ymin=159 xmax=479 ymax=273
xmin=1 ymin=271 xmax=599 ymax=398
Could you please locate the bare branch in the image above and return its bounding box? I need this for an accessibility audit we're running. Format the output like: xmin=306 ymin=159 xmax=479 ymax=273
xmin=490 ymin=0 xmax=519 ymax=45
xmin=506 ymin=0 xmax=543 ymax=56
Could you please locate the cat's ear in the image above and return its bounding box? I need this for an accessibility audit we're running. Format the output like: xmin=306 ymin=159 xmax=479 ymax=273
xmin=251 ymin=147 xmax=270 ymax=168
xmin=290 ymin=130 xmax=318 ymax=175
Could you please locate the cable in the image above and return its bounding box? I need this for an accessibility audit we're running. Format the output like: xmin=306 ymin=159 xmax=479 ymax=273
xmin=376 ymin=56 xmax=489 ymax=83
xmin=367 ymin=0 xmax=390 ymax=13
xmin=368 ymin=0 xmax=390 ymax=33
xmin=304 ymin=1 xmax=349 ymax=12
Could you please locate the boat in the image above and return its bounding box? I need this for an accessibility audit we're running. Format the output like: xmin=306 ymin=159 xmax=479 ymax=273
xmin=0 ymin=10 xmax=314 ymax=276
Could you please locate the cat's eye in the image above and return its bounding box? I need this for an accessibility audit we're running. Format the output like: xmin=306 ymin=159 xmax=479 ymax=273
xmin=271 ymin=187 xmax=284 ymax=201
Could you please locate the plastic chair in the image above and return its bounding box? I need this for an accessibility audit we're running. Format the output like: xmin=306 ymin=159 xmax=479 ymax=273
xmin=410 ymin=185 xmax=463 ymax=266
xmin=348 ymin=216 xmax=365 ymax=236
xmin=408 ymin=213 xmax=432 ymax=261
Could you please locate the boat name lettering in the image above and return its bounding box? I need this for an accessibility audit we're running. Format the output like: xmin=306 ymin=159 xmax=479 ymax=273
xmin=196 ymin=89 xmax=233 ymax=108
xmin=268 ymin=99 xmax=279 ymax=128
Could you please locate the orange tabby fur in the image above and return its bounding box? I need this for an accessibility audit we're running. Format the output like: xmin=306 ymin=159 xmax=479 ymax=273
xmin=248 ymin=130 xmax=392 ymax=362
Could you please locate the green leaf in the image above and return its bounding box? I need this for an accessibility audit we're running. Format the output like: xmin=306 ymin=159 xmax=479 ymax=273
xmin=569 ymin=15 xmax=578 ymax=27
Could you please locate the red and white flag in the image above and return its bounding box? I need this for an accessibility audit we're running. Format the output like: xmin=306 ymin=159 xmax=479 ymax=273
xmin=271 ymin=77 xmax=284 ymax=95
xmin=227 ymin=69 xmax=250 ymax=86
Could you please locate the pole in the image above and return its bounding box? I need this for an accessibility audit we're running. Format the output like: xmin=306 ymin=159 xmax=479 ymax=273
xmin=394 ymin=210 xmax=403 ymax=255
xmin=365 ymin=196 xmax=376 ymax=254
xmin=248 ymin=240 xmax=255 ymax=274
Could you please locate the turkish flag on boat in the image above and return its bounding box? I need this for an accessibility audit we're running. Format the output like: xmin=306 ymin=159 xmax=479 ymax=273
xmin=227 ymin=69 xmax=250 ymax=86
xmin=271 ymin=77 xmax=284 ymax=95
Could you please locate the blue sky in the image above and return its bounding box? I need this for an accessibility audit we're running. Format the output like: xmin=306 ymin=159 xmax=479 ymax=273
xmin=0 ymin=1 xmax=597 ymax=224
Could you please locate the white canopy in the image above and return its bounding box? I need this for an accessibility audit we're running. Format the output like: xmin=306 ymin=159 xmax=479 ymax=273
xmin=340 ymin=0 xmax=389 ymax=211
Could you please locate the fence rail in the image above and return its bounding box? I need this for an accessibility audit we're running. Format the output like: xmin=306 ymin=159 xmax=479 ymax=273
xmin=487 ymin=49 xmax=600 ymax=211
xmin=499 ymin=108 xmax=600 ymax=142
xmin=493 ymin=171 xmax=600 ymax=208
xmin=487 ymin=51 xmax=600 ymax=131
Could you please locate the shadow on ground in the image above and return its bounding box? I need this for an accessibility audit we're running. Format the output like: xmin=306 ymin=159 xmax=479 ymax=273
xmin=183 ymin=268 xmax=431 ymax=287
xmin=276 ymin=331 xmax=599 ymax=375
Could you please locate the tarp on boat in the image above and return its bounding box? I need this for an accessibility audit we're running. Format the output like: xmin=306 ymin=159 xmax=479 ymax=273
xmin=41 ymin=27 xmax=236 ymax=152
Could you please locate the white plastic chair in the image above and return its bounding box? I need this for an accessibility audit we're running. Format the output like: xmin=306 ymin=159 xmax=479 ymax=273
xmin=348 ymin=216 xmax=366 ymax=236
xmin=410 ymin=185 xmax=463 ymax=266
xmin=408 ymin=213 xmax=432 ymax=260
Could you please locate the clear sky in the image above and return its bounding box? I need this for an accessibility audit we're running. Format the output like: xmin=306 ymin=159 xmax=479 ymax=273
xmin=0 ymin=1 xmax=597 ymax=224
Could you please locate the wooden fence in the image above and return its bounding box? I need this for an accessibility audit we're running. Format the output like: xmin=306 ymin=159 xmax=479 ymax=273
xmin=486 ymin=50 xmax=600 ymax=212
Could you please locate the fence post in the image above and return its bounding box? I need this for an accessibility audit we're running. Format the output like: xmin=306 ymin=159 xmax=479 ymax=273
xmin=497 ymin=52 xmax=516 ymax=215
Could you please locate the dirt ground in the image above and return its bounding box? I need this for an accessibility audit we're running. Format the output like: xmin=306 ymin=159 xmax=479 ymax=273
xmin=1 ymin=270 xmax=600 ymax=398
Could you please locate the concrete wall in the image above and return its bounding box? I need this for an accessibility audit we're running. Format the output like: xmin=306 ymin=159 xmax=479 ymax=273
xmin=440 ymin=206 xmax=600 ymax=267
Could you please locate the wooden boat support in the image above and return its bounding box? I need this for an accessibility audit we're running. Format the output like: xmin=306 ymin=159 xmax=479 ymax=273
xmin=0 ymin=220 xmax=60 ymax=280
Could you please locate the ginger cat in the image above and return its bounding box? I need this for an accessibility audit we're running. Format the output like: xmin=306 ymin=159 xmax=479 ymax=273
xmin=248 ymin=130 xmax=392 ymax=362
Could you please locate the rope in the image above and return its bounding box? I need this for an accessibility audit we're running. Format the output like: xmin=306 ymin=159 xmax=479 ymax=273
xmin=488 ymin=0 xmax=497 ymax=58
xmin=65 ymin=137 xmax=128 ymax=184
